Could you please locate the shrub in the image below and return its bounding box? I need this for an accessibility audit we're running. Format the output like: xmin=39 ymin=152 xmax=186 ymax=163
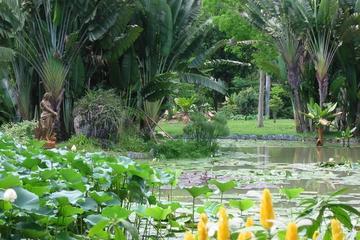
xmin=183 ymin=113 xmax=229 ymax=146
xmin=153 ymin=140 xmax=217 ymax=159
xmin=220 ymin=87 xmax=258 ymax=117
xmin=73 ymin=89 xmax=125 ymax=141
xmin=270 ymin=85 xmax=292 ymax=119
xmin=0 ymin=120 xmax=37 ymax=142
xmin=62 ymin=134 xmax=101 ymax=152
xmin=117 ymin=133 xmax=152 ymax=153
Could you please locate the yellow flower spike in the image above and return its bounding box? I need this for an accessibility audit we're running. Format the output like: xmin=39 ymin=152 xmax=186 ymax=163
xmin=331 ymin=219 xmax=345 ymax=240
xmin=184 ymin=231 xmax=195 ymax=240
xmin=237 ymin=231 xmax=253 ymax=240
xmin=200 ymin=213 xmax=209 ymax=225
xmin=312 ymin=231 xmax=320 ymax=240
xmin=245 ymin=217 xmax=254 ymax=228
xmin=260 ymin=189 xmax=275 ymax=230
xmin=217 ymin=207 xmax=230 ymax=240
xmin=285 ymin=222 xmax=298 ymax=240
xmin=198 ymin=214 xmax=208 ymax=240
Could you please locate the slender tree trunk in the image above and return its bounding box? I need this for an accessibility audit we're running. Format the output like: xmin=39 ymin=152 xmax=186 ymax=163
xmin=288 ymin=64 xmax=307 ymax=133
xmin=265 ymin=74 xmax=271 ymax=118
xmin=258 ymin=70 xmax=265 ymax=128
xmin=317 ymin=73 xmax=329 ymax=108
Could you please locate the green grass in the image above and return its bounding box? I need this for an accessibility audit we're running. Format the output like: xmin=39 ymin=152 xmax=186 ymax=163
xmin=158 ymin=119 xmax=299 ymax=136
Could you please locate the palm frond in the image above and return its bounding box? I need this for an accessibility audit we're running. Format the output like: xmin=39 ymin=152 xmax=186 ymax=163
xmin=0 ymin=47 xmax=15 ymax=62
xmin=179 ymin=72 xmax=227 ymax=94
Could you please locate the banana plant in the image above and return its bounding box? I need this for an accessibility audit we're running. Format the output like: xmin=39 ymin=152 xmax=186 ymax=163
xmin=303 ymin=102 xmax=341 ymax=146
xmin=340 ymin=127 xmax=357 ymax=148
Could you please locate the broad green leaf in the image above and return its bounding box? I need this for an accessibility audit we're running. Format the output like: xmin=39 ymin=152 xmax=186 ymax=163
xmin=280 ymin=188 xmax=304 ymax=200
xmin=185 ymin=185 xmax=212 ymax=198
xmin=13 ymin=187 xmax=39 ymax=211
xmin=0 ymin=174 xmax=22 ymax=188
xmin=229 ymin=199 xmax=254 ymax=212
xmin=209 ymin=179 xmax=237 ymax=193
xmin=144 ymin=206 xmax=172 ymax=221
xmin=102 ymin=206 xmax=131 ymax=219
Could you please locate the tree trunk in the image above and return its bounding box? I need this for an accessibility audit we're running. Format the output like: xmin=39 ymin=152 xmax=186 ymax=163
xmin=265 ymin=74 xmax=271 ymax=118
xmin=316 ymin=127 xmax=324 ymax=146
xmin=288 ymin=64 xmax=307 ymax=133
xmin=317 ymin=73 xmax=329 ymax=108
xmin=258 ymin=70 xmax=265 ymax=128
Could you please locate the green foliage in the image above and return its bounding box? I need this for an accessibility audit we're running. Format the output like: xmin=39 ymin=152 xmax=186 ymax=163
xmin=0 ymin=120 xmax=37 ymax=142
xmin=279 ymin=188 xmax=304 ymax=200
xmin=153 ymin=140 xmax=217 ymax=159
xmin=299 ymin=188 xmax=360 ymax=238
xmin=183 ymin=113 xmax=230 ymax=146
xmin=0 ymin=134 xmax=179 ymax=239
xmin=220 ymin=87 xmax=258 ymax=118
xmin=117 ymin=133 xmax=151 ymax=153
xmin=304 ymin=102 xmax=340 ymax=128
xmin=63 ymin=134 xmax=101 ymax=152
xmin=73 ymin=89 xmax=125 ymax=141
xmin=174 ymin=97 xmax=196 ymax=113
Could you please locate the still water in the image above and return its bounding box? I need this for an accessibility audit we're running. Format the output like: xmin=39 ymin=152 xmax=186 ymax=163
xmin=156 ymin=140 xmax=360 ymax=209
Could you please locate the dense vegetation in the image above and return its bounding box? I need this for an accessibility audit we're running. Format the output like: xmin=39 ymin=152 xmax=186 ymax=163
xmin=1 ymin=0 xmax=360 ymax=239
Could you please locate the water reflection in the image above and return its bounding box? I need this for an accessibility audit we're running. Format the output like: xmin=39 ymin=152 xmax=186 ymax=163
xmin=236 ymin=144 xmax=360 ymax=164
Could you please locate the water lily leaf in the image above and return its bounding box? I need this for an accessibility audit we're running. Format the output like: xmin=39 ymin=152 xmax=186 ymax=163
xmin=50 ymin=190 xmax=83 ymax=205
xmin=90 ymin=191 xmax=113 ymax=204
xmin=229 ymin=199 xmax=254 ymax=212
xmin=84 ymin=214 xmax=108 ymax=226
xmin=0 ymin=174 xmax=22 ymax=188
xmin=144 ymin=206 xmax=172 ymax=221
xmin=280 ymin=188 xmax=304 ymax=200
xmin=79 ymin=198 xmax=98 ymax=211
xmin=59 ymin=205 xmax=84 ymax=217
xmin=185 ymin=185 xmax=212 ymax=198
xmin=102 ymin=206 xmax=131 ymax=219
xmin=88 ymin=219 xmax=110 ymax=238
xmin=13 ymin=187 xmax=39 ymax=211
xmin=209 ymin=179 xmax=237 ymax=193
xmin=15 ymin=222 xmax=48 ymax=238
xmin=119 ymin=219 xmax=139 ymax=240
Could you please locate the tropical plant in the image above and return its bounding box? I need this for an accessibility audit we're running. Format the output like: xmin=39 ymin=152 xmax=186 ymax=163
xmin=340 ymin=127 xmax=357 ymax=148
xmin=303 ymin=102 xmax=341 ymax=146
xmin=175 ymin=96 xmax=197 ymax=123
xmin=293 ymin=0 xmax=341 ymax=107
xmin=270 ymin=96 xmax=284 ymax=123
xmin=137 ymin=0 xmax=227 ymax=107
xmin=183 ymin=112 xmax=229 ymax=147
xmin=244 ymin=0 xmax=308 ymax=132
xmin=73 ymin=89 xmax=125 ymax=141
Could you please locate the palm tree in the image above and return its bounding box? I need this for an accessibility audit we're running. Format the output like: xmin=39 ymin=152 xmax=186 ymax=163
xmin=137 ymin=0 xmax=227 ymax=102
xmin=293 ymin=0 xmax=341 ymax=107
xmin=244 ymin=0 xmax=308 ymax=132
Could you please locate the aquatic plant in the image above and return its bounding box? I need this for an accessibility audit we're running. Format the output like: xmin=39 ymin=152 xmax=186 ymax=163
xmin=260 ymin=189 xmax=275 ymax=230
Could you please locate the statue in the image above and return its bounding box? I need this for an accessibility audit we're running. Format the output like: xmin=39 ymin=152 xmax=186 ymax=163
xmin=36 ymin=92 xmax=58 ymax=147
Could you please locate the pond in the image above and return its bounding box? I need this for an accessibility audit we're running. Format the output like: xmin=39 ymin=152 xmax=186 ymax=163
xmin=152 ymin=140 xmax=360 ymax=226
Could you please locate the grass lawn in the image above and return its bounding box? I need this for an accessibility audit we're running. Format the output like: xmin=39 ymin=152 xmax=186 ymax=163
xmin=158 ymin=119 xmax=301 ymax=136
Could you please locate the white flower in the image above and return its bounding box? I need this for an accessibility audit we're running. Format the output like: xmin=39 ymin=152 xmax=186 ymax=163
xmin=71 ymin=145 xmax=77 ymax=151
xmin=329 ymin=158 xmax=334 ymax=162
xmin=3 ymin=188 xmax=17 ymax=203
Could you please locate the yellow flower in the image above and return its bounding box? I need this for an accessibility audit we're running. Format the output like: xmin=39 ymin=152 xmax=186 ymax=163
xmin=312 ymin=231 xmax=320 ymax=240
xmin=285 ymin=222 xmax=298 ymax=240
xmin=237 ymin=231 xmax=252 ymax=240
xmin=331 ymin=219 xmax=345 ymax=240
xmin=198 ymin=214 xmax=208 ymax=240
xmin=260 ymin=189 xmax=275 ymax=229
xmin=217 ymin=207 xmax=230 ymax=240
xmin=245 ymin=217 xmax=254 ymax=228
xmin=200 ymin=213 xmax=209 ymax=225
xmin=184 ymin=231 xmax=195 ymax=240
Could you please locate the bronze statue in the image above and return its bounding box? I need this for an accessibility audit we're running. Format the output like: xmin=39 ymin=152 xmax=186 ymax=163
xmin=38 ymin=92 xmax=58 ymax=141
